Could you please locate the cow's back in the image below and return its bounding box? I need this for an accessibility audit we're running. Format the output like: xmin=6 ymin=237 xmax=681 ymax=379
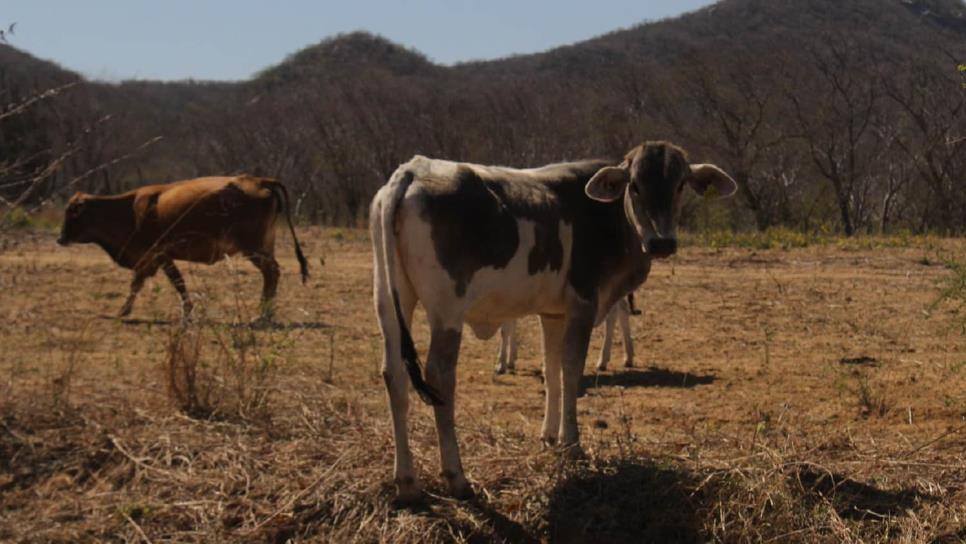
xmin=136 ymin=176 xmax=277 ymax=263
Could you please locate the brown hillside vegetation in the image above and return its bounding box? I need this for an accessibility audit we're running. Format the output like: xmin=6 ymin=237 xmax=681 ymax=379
xmin=2 ymin=0 xmax=965 ymax=230
xmin=1 ymin=229 xmax=964 ymax=542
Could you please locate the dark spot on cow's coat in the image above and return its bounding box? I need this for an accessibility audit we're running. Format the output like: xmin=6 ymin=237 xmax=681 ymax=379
xmin=527 ymin=221 xmax=564 ymax=275
xmin=419 ymin=167 xmax=583 ymax=296
xmin=419 ymin=169 xmax=520 ymax=296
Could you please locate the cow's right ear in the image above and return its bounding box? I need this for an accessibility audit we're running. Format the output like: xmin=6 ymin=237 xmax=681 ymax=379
xmin=586 ymin=166 xmax=630 ymax=202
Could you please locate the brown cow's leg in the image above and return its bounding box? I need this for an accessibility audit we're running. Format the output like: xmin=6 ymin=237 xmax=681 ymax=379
xmin=247 ymin=253 xmax=280 ymax=323
xmin=423 ymin=322 xmax=472 ymax=499
xmin=161 ymin=260 xmax=193 ymax=319
xmin=118 ymin=264 xmax=158 ymax=317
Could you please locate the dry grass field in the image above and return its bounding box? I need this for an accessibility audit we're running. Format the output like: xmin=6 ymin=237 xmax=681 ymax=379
xmin=1 ymin=227 xmax=964 ymax=543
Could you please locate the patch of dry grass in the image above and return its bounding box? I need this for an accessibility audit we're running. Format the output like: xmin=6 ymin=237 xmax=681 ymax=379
xmin=1 ymin=229 xmax=965 ymax=542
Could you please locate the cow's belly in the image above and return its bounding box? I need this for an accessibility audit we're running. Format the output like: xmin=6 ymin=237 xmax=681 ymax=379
xmin=463 ymin=269 xmax=568 ymax=325
xmin=399 ymin=213 xmax=573 ymax=337
xmin=164 ymin=237 xmax=240 ymax=264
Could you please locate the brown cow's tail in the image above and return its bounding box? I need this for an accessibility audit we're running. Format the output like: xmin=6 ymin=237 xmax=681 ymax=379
xmin=267 ymin=180 xmax=309 ymax=284
xmin=372 ymin=166 xmax=443 ymax=406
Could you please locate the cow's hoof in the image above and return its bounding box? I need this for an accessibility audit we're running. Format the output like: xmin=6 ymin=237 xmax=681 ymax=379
xmin=624 ymin=360 xmax=634 ymax=368
xmin=117 ymin=306 xmax=133 ymax=318
xmin=595 ymin=362 xmax=608 ymax=372
xmin=392 ymin=478 xmax=423 ymax=507
xmin=249 ymin=316 xmax=273 ymax=329
xmin=441 ymin=471 xmax=474 ymax=500
xmin=449 ymin=480 xmax=475 ymax=501
xmin=541 ymin=435 xmax=557 ymax=448
xmin=559 ymin=443 xmax=586 ymax=460
xmin=494 ymin=364 xmax=507 ymax=375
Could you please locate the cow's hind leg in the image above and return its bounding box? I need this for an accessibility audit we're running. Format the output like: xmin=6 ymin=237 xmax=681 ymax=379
xmin=247 ymin=252 xmax=280 ymax=324
xmin=596 ymin=306 xmax=618 ymax=371
xmin=161 ymin=259 xmax=193 ymax=320
xmin=424 ymin=321 xmax=472 ymax=499
xmin=495 ymin=320 xmax=517 ymax=374
xmin=618 ymin=298 xmax=634 ymax=368
xmin=118 ymin=263 xmax=159 ymax=317
xmin=378 ymin=283 xmax=420 ymax=503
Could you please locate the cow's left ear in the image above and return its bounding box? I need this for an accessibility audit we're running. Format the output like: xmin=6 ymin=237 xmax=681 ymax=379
xmin=586 ymin=166 xmax=630 ymax=202
xmin=687 ymin=164 xmax=737 ymax=198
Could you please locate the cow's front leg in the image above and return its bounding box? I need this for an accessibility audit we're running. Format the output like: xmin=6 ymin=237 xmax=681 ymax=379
xmin=424 ymin=324 xmax=472 ymax=499
xmin=559 ymin=305 xmax=594 ymax=453
xmin=495 ymin=320 xmax=517 ymax=374
xmin=161 ymin=259 xmax=193 ymax=320
xmin=539 ymin=315 xmax=565 ymax=445
xmin=596 ymin=305 xmax=618 ymax=371
xmin=118 ymin=265 xmax=157 ymax=317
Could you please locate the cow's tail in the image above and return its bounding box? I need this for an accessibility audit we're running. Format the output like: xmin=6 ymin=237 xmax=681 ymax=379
xmin=371 ymin=166 xmax=443 ymax=406
xmin=266 ymin=180 xmax=309 ymax=284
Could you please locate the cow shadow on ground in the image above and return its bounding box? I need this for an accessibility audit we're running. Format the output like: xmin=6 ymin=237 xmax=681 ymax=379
xmin=582 ymin=366 xmax=715 ymax=391
xmin=113 ymin=316 xmax=329 ymax=331
xmin=792 ymin=464 xmax=941 ymax=520
xmin=546 ymin=460 xmax=703 ymax=544
xmin=236 ymin=320 xmax=331 ymax=331
xmin=114 ymin=316 xmax=172 ymax=327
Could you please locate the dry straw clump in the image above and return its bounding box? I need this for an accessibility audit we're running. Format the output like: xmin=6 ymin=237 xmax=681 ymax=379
xmin=163 ymin=313 xmax=282 ymax=421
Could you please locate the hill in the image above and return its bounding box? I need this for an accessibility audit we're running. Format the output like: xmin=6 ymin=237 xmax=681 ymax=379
xmin=2 ymin=0 xmax=964 ymax=231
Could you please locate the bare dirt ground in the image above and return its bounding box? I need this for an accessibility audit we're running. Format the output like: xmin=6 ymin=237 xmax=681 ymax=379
xmin=1 ymin=228 xmax=964 ymax=543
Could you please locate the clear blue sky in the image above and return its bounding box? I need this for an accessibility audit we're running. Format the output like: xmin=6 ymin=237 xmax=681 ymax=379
xmin=2 ymin=1 xmax=715 ymax=81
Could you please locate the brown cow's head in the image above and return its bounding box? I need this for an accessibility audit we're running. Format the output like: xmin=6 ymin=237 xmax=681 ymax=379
xmin=585 ymin=141 xmax=736 ymax=258
xmin=57 ymin=192 xmax=94 ymax=246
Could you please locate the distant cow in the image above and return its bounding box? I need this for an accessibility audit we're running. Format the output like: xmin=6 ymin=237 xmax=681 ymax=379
xmin=371 ymin=141 xmax=735 ymax=502
xmin=58 ymin=175 xmax=308 ymax=322
xmin=496 ymin=293 xmax=639 ymax=374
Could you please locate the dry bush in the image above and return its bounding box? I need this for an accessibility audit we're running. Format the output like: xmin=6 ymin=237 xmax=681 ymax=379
xmin=933 ymin=257 xmax=966 ymax=335
xmin=163 ymin=308 xmax=283 ymax=421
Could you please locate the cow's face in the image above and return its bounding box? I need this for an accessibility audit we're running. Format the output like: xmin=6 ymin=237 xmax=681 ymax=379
xmin=585 ymin=141 xmax=736 ymax=258
xmin=57 ymin=192 xmax=94 ymax=246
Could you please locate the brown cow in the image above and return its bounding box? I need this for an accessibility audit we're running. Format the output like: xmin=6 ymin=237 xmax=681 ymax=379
xmin=57 ymin=175 xmax=309 ymax=322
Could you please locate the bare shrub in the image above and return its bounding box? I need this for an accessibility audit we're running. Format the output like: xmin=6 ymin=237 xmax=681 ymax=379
xmin=836 ymin=367 xmax=893 ymax=418
xmin=163 ymin=309 xmax=281 ymax=420
xmin=933 ymin=257 xmax=966 ymax=334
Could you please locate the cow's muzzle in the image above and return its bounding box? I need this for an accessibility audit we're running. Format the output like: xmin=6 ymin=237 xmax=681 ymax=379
xmin=646 ymin=238 xmax=677 ymax=258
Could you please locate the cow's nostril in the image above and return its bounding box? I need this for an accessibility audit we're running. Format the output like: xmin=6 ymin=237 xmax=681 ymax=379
xmin=646 ymin=238 xmax=677 ymax=257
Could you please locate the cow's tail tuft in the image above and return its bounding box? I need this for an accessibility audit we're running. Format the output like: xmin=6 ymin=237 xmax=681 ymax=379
xmin=267 ymin=180 xmax=309 ymax=284
xmin=373 ymin=168 xmax=443 ymax=406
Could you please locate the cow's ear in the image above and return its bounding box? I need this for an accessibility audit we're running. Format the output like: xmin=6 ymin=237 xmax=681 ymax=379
xmin=586 ymin=166 xmax=630 ymax=202
xmin=687 ymin=164 xmax=737 ymax=198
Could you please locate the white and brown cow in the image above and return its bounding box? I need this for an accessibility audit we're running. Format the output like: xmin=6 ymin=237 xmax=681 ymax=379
xmin=371 ymin=141 xmax=736 ymax=502
xmin=496 ymin=293 xmax=638 ymax=374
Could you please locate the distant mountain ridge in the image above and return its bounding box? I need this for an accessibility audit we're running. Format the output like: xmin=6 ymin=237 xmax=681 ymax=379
xmin=2 ymin=0 xmax=965 ymax=230
xmin=3 ymin=0 xmax=964 ymax=90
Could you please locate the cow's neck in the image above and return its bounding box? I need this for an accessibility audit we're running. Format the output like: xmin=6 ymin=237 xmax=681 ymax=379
xmin=87 ymin=195 xmax=140 ymax=267
xmin=591 ymin=192 xmax=651 ymax=319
